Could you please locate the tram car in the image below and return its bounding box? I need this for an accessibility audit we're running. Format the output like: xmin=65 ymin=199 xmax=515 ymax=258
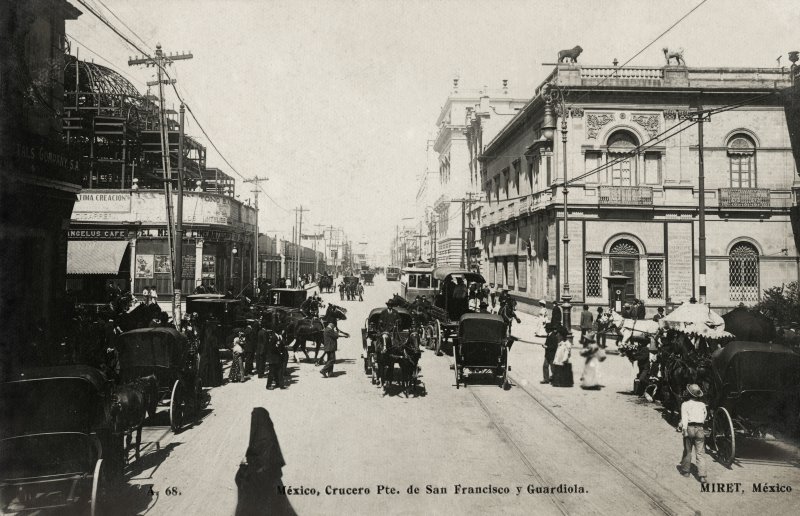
xmin=400 ymin=262 xmax=438 ymax=303
xmin=385 ymin=266 xmax=401 ymax=281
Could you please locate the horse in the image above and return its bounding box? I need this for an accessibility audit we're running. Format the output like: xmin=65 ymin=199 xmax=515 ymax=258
xmin=604 ymin=310 xmax=661 ymax=346
xmin=375 ymin=327 xmax=421 ymax=396
xmin=110 ymin=374 xmax=158 ymax=463
xmin=116 ymin=302 xmax=163 ymax=332
xmin=285 ymin=304 xmax=347 ymax=361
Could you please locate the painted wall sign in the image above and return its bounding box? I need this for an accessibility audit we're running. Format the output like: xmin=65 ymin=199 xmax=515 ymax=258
xmin=73 ymin=192 xmax=131 ymax=213
xmin=667 ymin=223 xmax=693 ymax=302
xmin=68 ymin=228 xmax=129 ymax=240
xmin=153 ymin=255 xmax=171 ymax=274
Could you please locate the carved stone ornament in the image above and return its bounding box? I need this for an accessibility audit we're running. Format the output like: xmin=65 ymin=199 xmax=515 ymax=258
xmin=570 ymin=108 xmax=584 ymax=118
xmin=663 ymin=110 xmax=677 ymax=120
xmin=630 ymin=114 xmax=660 ymax=139
xmin=677 ymin=110 xmax=692 ymax=120
xmin=586 ymin=113 xmax=614 ymax=139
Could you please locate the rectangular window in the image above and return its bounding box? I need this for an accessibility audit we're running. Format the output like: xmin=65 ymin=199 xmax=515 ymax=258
xmin=528 ymin=159 xmax=536 ymax=191
xmin=586 ymin=257 xmax=601 ymax=297
xmin=408 ymin=274 xmax=417 ymax=288
xmin=518 ymin=256 xmax=527 ymax=291
xmin=545 ymin=155 xmax=552 ymax=185
xmin=644 ymin=153 xmax=661 ymax=185
xmin=730 ymin=156 xmax=752 ymax=188
xmin=494 ymin=175 xmax=500 ymax=202
xmin=503 ymin=168 xmax=510 ymax=199
xmin=647 ymin=260 xmax=664 ymax=299
xmin=512 ymin=160 xmax=521 ymax=195
xmin=495 ymin=259 xmax=502 ymax=288
xmin=610 ymin=156 xmax=633 ymax=186
xmin=503 ymin=258 xmax=511 ymax=289
xmin=584 ymin=152 xmax=601 ymax=183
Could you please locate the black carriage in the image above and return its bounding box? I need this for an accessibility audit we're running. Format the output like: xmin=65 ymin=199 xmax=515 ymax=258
xmin=428 ymin=267 xmax=486 ymax=354
xmin=360 ymin=271 xmax=375 ymax=285
xmin=117 ymin=328 xmax=202 ymax=432
xmin=361 ymin=307 xmax=414 ymax=384
xmin=708 ymin=341 xmax=800 ymax=466
xmin=454 ymin=314 xmax=510 ymax=389
xmin=266 ymin=288 xmax=307 ymax=309
xmin=0 ymin=366 xmax=122 ymax=515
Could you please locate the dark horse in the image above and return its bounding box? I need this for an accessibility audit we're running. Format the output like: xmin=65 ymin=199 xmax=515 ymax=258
xmin=651 ymin=329 xmax=713 ymax=413
xmin=286 ymin=304 xmax=347 ymax=361
xmin=375 ymin=328 xmax=421 ymax=396
xmin=110 ymin=374 xmax=159 ymax=463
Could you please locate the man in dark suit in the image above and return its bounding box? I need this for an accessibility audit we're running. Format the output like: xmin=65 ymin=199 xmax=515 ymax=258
xmin=320 ymin=322 xmax=349 ymax=378
xmin=541 ymin=323 xmax=559 ymax=384
xmin=550 ymin=302 xmax=563 ymax=327
xmin=256 ymin=323 xmax=269 ymax=378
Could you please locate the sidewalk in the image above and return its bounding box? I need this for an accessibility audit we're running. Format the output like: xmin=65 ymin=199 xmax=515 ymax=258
xmin=503 ymin=310 xmax=800 ymax=515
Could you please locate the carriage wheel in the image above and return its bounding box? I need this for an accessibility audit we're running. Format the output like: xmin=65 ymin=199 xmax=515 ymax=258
xmin=169 ymin=380 xmax=185 ymax=433
xmin=90 ymin=459 xmax=105 ymax=516
xmin=713 ymin=407 xmax=735 ymax=466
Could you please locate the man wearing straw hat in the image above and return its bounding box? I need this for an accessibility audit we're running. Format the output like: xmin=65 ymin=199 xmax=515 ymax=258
xmin=677 ymin=383 xmax=708 ymax=483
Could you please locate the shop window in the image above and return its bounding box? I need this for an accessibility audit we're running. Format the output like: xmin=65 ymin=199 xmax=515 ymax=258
xmin=586 ymin=257 xmax=601 ymax=297
xmin=518 ymin=256 xmax=527 ymax=291
xmin=729 ymin=242 xmax=759 ymax=302
xmin=647 ymin=259 xmax=663 ymax=298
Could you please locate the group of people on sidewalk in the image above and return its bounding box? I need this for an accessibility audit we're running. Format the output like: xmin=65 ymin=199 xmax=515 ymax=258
xmin=228 ymin=320 xmax=289 ymax=390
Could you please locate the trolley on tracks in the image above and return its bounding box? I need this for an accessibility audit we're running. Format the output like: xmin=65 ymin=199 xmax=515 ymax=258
xmin=454 ymin=313 xmax=511 ymax=389
xmin=707 ymin=341 xmax=800 ymax=466
xmin=0 ymin=366 xmax=123 ymax=516
xmin=117 ymin=328 xmax=202 ymax=433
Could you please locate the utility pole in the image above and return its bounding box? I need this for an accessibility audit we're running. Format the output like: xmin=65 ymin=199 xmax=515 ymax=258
xmin=694 ymin=102 xmax=709 ymax=303
xmin=294 ymin=206 xmax=308 ymax=286
xmin=314 ymin=224 xmax=326 ymax=277
xmin=129 ymin=44 xmax=192 ymax=327
xmin=243 ymin=176 xmax=268 ymax=295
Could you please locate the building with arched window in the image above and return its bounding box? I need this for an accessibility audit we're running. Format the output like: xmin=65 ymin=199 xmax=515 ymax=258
xmin=480 ymin=61 xmax=798 ymax=316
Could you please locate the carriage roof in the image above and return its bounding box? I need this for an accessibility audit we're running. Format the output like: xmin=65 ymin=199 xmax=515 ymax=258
xmin=1 ymin=365 xmax=111 ymax=437
xmin=367 ymin=307 xmax=413 ymax=329
xmin=116 ymin=327 xmax=189 ymax=369
xmin=268 ymin=288 xmax=307 ymax=308
xmin=458 ymin=313 xmax=506 ymax=343
xmin=711 ymin=341 xmax=800 ymax=393
xmin=432 ymin=266 xmax=485 ymax=284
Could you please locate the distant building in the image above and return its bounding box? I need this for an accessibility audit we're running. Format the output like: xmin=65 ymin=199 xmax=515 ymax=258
xmin=480 ymin=61 xmax=798 ymax=315
xmin=427 ymin=79 xmax=528 ymax=268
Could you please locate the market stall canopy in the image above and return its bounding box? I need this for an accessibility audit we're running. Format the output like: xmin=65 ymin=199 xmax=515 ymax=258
xmin=722 ymin=306 xmax=777 ymax=342
xmin=67 ymin=240 xmax=129 ymax=275
xmin=661 ymin=303 xmax=725 ymax=330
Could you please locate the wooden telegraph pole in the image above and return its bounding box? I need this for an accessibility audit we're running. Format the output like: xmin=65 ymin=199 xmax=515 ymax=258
xmin=294 ymin=206 xmax=308 ymax=286
xmin=129 ymin=44 xmax=192 ymax=325
xmin=243 ymin=177 xmax=268 ymax=295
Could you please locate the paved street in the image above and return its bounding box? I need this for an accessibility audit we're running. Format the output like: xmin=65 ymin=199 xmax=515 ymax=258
xmin=114 ymin=276 xmax=800 ymax=516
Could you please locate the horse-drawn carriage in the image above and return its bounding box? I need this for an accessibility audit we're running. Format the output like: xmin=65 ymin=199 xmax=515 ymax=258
xmin=0 ymin=366 xmax=122 ymax=516
xmin=361 ymin=306 xmax=424 ymax=395
xmin=117 ymin=328 xmax=202 ymax=432
xmin=427 ymin=267 xmax=486 ymax=354
xmin=707 ymin=341 xmax=800 ymax=466
xmin=360 ymin=271 xmax=375 ymax=285
xmin=454 ymin=314 xmax=511 ymax=389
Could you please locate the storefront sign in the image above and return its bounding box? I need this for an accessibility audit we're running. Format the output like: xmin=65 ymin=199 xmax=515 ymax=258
xmin=667 ymin=223 xmax=693 ymax=302
xmin=135 ymin=254 xmax=154 ymax=279
xmin=154 ymin=255 xmax=171 ymax=274
xmin=182 ymin=255 xmax=196 ymax=279
xmin=74 ymin=192 xmax=131 ymax=213
xmin=202 ymin=255 xmax=216 ymax=279
xmin=68 ymin=228 xmax=129 ymax=240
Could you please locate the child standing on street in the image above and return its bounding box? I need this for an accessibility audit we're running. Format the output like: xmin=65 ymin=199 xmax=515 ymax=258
xmin=677 ymin=383 xmax=708 ymax=483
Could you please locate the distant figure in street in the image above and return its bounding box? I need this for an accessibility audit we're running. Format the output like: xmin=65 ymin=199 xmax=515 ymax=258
xmin=653 ymin=306 xmax=665 ymax=323
xmin=677 ymin=384 xmax=708 ymax=483
xmin=338 ymin=281 xmax=345 ymax=300
xmin=320 ymin=322 xmax=349 ymax=378
xmin=149 ymin=285 xmax=158 ymax=306
xmin=579 ymin=333 xmax=605 ymax=389
xmin=551 ymin=326 xmax=573 ymax=387
xmin=550 ymin=302 xmax=563 ymax=327
xmin=621 ymin=303 xmax=632 ymax=319
xmin=579 ymin=305 xmax=593 ymax=345
xmin=541 ymin=323 xmax=558 ymax=384
xmin=379 ymin=300 xmax=400 ymax=332
xmin=357 ymin=282 xmax=364 ymax=302
xmin=142 ymin=286 xmax=151 ymax=306
xmin=265 ymin=330 xmax=284 ymax=389
xmin=229 ymin=331 xmax=245 ymax=383
xmin=636 ymin=299 xmax=646 ymax=320
xmin=594 ymin=307 xmax=607 ymax=348
xmin=235 ymin=408 xmax=296 ymax=516
xmin=478 ymin=301 xmax=490 ymax=313
xmin=256 ymin=324 xmax=268 ymax=378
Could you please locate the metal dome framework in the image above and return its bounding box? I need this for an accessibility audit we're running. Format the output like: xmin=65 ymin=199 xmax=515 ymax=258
xmin=63 ymin=55 xmax=206 ymax=190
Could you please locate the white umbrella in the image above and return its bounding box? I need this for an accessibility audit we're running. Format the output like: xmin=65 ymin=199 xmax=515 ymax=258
xmin=662 ymin=302 xmax=726 ymax=330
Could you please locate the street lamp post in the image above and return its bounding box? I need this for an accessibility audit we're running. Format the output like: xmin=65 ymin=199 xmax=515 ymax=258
xmin=560 ymin=107 xmax=572 ymax=335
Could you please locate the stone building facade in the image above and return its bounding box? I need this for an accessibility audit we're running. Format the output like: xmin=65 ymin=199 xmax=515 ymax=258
xmin=480 ymin=63 xmax=798 ymax=316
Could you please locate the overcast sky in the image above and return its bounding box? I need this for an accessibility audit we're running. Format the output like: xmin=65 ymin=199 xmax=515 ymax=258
xmin=68 ymin=0 xmax=798 ymax=257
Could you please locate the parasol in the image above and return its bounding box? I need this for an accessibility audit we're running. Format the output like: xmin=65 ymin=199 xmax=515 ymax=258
xmin=721 ymin=306 xmax=776 ymax=342
xmin=681 ymin=322 xmax=734 ymax=340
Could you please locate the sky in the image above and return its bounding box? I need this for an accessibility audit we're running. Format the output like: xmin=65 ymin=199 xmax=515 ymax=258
xmin=68 ymin=0 xmax=798 ymax=257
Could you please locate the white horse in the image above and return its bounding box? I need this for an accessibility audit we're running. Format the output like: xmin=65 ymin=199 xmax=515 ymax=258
xmin=603 ymin=310 xmax=661 ymax=345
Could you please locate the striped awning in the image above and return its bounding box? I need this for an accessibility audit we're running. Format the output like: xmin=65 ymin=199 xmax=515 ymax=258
xmin=67 ymin=240 xmax=129 ymax=275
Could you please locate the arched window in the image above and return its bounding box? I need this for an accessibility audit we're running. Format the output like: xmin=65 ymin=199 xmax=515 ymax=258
xmin=727 ymin=134 xmax=756 ymax=188
xmin=606 ymin=131 xmax=639 ymax=186
xmin=729 ymin=242 xmax=759 ymax=302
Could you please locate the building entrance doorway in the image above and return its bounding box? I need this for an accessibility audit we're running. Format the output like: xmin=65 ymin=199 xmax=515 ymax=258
xmin=606 ymin=239 xmax=640 ymax=310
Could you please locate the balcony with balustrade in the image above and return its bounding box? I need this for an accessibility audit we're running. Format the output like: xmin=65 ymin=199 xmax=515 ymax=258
xmin=598 ymin=186 xmax=654 ymax=207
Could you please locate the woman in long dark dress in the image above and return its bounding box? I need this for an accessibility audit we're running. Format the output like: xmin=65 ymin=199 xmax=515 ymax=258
xmin=235 ymin=408 xmax=296 ymax=516
xmin=199 ymin=320 xmax=223 ymax=387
